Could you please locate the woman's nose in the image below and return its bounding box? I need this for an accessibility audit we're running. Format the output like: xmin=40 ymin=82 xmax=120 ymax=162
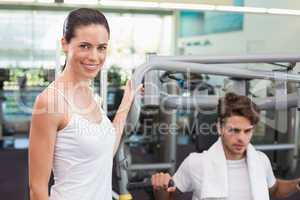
xmin=89 ymin=48 xmax=98 ymax=61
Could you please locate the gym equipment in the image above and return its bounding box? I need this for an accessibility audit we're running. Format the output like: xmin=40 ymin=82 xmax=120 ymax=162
xmin=127 ymin=178 xmax=174 ymax=191
xmin=0 ymin=69 xmax=10 ymax=139
xmin=109 ymin=54 xmax=300 ymax=199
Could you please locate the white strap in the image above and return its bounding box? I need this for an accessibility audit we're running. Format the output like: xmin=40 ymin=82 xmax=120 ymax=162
xmin=48 ymin=86 xmax=72 ymax=106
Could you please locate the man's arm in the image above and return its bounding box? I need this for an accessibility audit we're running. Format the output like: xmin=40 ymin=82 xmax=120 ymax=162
xmin=269 ymin=178 xmax=300 ymax=198
xmin=152 ymin=173 xmax=177 ymax=200
xmin=153 ymin=188 xmax=175 ymax=200
xmin=152 ymin=154 xmax=194 ymax=200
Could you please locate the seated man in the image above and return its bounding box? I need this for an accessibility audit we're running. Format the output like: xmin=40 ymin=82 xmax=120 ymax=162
xmin=152 ymin=92 xmax=300 ymax=200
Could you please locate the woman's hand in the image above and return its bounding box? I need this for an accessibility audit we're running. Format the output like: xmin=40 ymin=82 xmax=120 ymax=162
xmin=112 ymin=79 xmax=143 ymax=154
xmin=120 ymin=79 xmax=143 ymax=112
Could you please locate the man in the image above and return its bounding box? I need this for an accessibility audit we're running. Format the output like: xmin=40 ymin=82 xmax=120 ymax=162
xmin=152 ymin=93 xmax=300 ymax=200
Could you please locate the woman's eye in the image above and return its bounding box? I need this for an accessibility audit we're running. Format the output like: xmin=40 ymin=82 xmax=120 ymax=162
xmin=80 ymin=44 xmax=89 ymax=49
xmin=98 ymin=46 xmax=107 ymax=51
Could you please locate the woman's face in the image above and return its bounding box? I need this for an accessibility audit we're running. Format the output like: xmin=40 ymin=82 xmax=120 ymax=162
xmin=62 ymin=24 xmax=109 ymax=80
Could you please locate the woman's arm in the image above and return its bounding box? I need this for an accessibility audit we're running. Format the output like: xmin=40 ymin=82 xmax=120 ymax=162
xmin=112 ymin=80 xmax=143 ymax=155
xmin=29 ymin=93 xmax=61 ymax=200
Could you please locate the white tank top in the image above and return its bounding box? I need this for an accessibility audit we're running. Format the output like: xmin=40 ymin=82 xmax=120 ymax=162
xmin=48 ymin=86 xmax=116 ymax=200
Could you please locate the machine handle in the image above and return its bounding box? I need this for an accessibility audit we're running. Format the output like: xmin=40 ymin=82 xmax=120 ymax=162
xmin=127 ymin=178 xmax=175 ymax=190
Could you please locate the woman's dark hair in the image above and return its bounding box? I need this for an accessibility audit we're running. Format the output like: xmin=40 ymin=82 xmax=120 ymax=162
xmin=217 ymin=92 xmax=260 ymax=126
xmin=63 ymin=8 xmax=110 ymax=43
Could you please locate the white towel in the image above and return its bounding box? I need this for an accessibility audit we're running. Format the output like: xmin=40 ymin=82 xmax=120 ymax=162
xmin=200 ymin=138 xmax=270 ymax=200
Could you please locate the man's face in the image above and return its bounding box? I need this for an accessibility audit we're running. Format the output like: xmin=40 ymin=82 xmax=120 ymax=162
xmin=219 ymin=115 xmax=254 ymax=160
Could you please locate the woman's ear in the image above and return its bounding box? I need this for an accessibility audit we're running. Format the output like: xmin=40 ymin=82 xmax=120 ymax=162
xmin=61 ymin=37 xmax=68 ymax=54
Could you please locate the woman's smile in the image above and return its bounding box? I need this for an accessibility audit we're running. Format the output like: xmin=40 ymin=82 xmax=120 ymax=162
xmin=81 ymin=63 xmax=100 ymax=71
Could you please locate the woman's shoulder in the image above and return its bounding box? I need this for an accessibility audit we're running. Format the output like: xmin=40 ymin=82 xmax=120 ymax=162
xmin=30 ymin=83 xmax=67 ymax=137
xmin=33 ymin=81 xmax=68 ymax=113
xmin=33 ymin=87 xmax=51 ymax=110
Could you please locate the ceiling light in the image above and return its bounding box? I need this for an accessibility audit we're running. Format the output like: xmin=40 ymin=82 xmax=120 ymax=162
xmin=64 ymin=0 xmax=98 ymax=4
xmin=99 ymin=0 xmax=300 ymax=16
xmin=216 ymin=5 xmax=267 ymax=14
xmin=100 ymin=0 xmax=159 ymax=8
xmin=268 ymin=8 xmax=300 ymax=16
xmin=159 ymin=3 xmax=215 ymax=11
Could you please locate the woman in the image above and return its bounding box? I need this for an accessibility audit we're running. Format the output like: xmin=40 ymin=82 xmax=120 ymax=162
xmin=29 ymin=8 xmax=142 ymax=200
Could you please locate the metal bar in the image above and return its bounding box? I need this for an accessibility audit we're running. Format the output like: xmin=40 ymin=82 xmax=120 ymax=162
xmin=162 ymin=93 xmax=298 ymax=110
xmin=291 ymin=87 xmax=300 ymax=173
xmin=150 ymin=54 xmax=300 ymax=64
xmin=163 ymin=95 xmax=218 ymax=110
xmin=128 ymin=59 xmax=300 ymax=131
xmin=254 ymin=144 xmax=295 ymax=151
xmin=132 ymin=61 xmax=300 ymax=90
xmin=169 ymin=111 xmax=177 ymax=174
xmin=163 ymin=80 xmax=178 ymax=174
xmin=256 ymin=92 xmax=298 ymax=110
xmin=129 ymin=163 xmax=174 ymax=171
xmin=144 ymin=54 xmax=161 ymax=107
xmin=100 ymin=70 xmax=108 ymax=112
xmin=116 ymin=141 xmax=131 ymax=196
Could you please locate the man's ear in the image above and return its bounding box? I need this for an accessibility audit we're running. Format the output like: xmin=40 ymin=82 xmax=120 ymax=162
xmin=61 ymin=37 xmax=68 ymax=54
xmin=217 ymin=121 xmax=222 ymax=137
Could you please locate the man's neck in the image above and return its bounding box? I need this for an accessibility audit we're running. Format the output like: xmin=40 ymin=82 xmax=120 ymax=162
xmin=223 ymin=144 xmax=246 ymax=160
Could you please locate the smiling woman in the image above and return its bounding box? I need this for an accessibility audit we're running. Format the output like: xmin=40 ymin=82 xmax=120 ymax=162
xmin=28 ymin=8 xmax=142 ymax=200
xmin=61 ymin=23 xmax=109 ymax=79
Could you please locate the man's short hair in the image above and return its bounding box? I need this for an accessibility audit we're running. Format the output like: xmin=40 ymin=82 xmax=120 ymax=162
xmin=217 ymin=92 xmax=260 ymax=126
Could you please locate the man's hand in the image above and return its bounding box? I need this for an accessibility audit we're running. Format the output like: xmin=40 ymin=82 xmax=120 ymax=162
xmin=270 ymin=178 xmax=300 ymax=198
xmin=151 ymin=173 xmax=176 ymax=192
